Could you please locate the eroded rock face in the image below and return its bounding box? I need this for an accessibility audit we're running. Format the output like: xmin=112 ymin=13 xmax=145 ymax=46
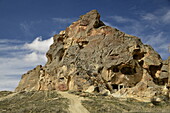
xmin=15 ymin=10 xmax=170 ymax=99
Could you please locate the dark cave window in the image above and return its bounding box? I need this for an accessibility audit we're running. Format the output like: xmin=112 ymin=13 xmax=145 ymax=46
xmin=133 ymin=52 xmax=146 ymax=60
xmin=119 ymin=85 xmax=124 ymax=89
xmin=111 ymin=84 xmax=124 ymax=90
xmin=82 ymin=41 xmax=89 ymax=45
xmin=112 ymin=67 xmax=119 ymax=72
xmin=139 ymin=60 xmax=144 ymax=66
xmin=59 ymin=77 xmax=64 ymax=81
xmin=109 ymin=66 xmax=119 ymax=73
xmin=162 ymin=70 xmax=168 ymax=72
xmin=133 ymin=68 xmax=137 ymax=73
xmin=57 ymin=37 xmax=63 ymax=42
xmin=76 ymin=72 xmax=80 ymax=75
xmin=112 ymin=84 xmax=118 ymax=89
xmin=136 ymin=45 xmax=140 ymax=48
xmin=149 ymin=65 xmax=162 ymax=77
xmin=133 ymin=49 xmax=140 ymax=53
xmin=133 ymin=54 xmax=138 ymax=59
xmin=121 ymin=67 xmax=135 ymax=75
xmin=94 ymin=87 xmax=100 ymax=93
xmin=98 ymin=67 xmax=103 ymax=73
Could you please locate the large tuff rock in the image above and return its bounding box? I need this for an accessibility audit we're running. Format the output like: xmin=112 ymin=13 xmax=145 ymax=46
xmin=15 ymin=10 xmax=170 ymax=99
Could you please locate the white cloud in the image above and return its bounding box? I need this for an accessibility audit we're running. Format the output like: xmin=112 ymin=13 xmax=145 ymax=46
xmin=20 ymin=23 xmax=33 ymax=36
xmin=0 ymin=39 xmax=23 ymax=43
xmin=162 ymin=10 xmax=170 ymax=24
xmin=24 ymin=36 xmax=53 ymax=53
xmin=142 ymin=9 xmax=170 ymax=24
xmin=145 ymin=32 xmax=166 ymax=46
xmin=109 ymin=16 xmax=134 ymax=23
xmin=106 ymin=16 xmax=144 ymax=36
xmin=49 ymin=30 xmax=58 ymax=36
xmin=52 ymin=17 xmax=75 ymax=24
xmin=103 ymin=21 xmax=121 ymax=30
xmin=142 ymin=13 xmax=156 ymax=21
xmin=0 ymin=44 xmax=21 ymax=51
xmin=158 ymin=43 xmax=170 ymax=50
xmin=24 ymin=52 xmax=46 ymax=63
xmin=0 ymin=78 xmax=20 ymax=91
xmin=143 ymin=32 xmax=169 ymax=57
xmin=0 ymin=37 xmax=53 ymax=91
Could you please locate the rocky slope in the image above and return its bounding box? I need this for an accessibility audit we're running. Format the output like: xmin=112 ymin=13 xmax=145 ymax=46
xmin=15 ymin=10 xmax=170 ymax=100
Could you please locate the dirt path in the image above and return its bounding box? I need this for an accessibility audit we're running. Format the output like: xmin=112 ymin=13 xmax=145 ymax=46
xmin=58 ymin=91 xmax=90 ymax=113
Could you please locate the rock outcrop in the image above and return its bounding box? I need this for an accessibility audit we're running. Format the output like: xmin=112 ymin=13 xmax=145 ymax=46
xmin=15 ymin=10 xmax=170 ymax=100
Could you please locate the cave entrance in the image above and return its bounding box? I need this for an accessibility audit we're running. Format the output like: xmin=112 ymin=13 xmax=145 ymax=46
xmin=111 ymin=84 xmax=124 ymax=91
xmin=121 ymin=67 xmax=136 ymax=75
xmin=94 ymin=87 xmax=100 ymax=93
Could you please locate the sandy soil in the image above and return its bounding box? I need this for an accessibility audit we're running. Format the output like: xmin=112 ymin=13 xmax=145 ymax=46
xmin=58 ymin=91 xmax=90 ymax=113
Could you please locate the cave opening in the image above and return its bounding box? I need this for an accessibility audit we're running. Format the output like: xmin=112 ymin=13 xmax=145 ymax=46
xmin=149 ymin=65 xmax=161 ymax=77
xmin=59 ymin=77 xmax=65 ymax=82
xmin=109 ymin=66 xmax=119 ymax=73
xmin=94 ymin=87 xmax=100 ymax=93
xmin=133 ymin=52 xmax=146 ymax=60
xmin=111 ymin=84 xmax=124 ymax=90
xmin=121 ymin=67 xmax=136 ymax=75
xmin=139 ymin=60 xmax=144 ymax=66
xmin=112 ymin=67 xmax=119 ymax=73
xmin=148 ymin=64 xmax=168 ymax=85
xmin=82 ymin=41 xmax=89 ymax=45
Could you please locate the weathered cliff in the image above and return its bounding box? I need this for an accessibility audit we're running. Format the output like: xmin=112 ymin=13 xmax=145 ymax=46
xmin=15 ymin=10 xmax=170 ymax=100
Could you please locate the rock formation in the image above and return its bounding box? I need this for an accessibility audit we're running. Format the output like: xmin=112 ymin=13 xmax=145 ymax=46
xmin=15 ymin=10 xmax=170 ymax=100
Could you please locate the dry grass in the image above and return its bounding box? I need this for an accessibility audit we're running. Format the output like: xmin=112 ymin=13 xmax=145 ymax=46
xmin=81 ymin=94 xmax=170 ymax=113
xmin=0 ymin=91 xmax=69 ymax=113
xmin=1 ymin=90 xmax=170 ymax=113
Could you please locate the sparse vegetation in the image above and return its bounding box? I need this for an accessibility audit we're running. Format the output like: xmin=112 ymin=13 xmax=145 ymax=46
xmin=81 ymin=94 xmax=170 ymax=113
xmin=0 ymin=91 xmax=69 ymax=113
xmin=0 ymin=91 xmax=13 ymax=98
xmin=0 ymin=91 xmax=170 ymax=113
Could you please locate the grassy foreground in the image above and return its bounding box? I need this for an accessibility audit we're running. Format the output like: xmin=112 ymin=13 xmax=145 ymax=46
xmin=81 ymin=94 xmax=170 ymax=113
xmin=0 ymin=91 xmax=69 ymax=113
xmin=0 ymin=91 xmax=170 ymax=113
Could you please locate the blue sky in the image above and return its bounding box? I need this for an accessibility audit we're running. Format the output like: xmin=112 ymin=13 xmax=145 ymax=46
xmin=0 ymin=0 xmax=170 ymax=91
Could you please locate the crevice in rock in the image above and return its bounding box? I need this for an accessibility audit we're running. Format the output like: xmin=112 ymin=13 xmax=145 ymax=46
xmin=46 ymin=53 xmax=52 ymax=64
xmin=110 ymin=54 xmax=119 ymax=57
xmin=58 ymin=49 xmax=65 ymax=62
xmin=67 ymin=76 xmax=71 ymax=90
xmin=162 ymin=70 xmax=168 ymax=72
xmin=105 ymin=83 xmax=113 ymax=92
